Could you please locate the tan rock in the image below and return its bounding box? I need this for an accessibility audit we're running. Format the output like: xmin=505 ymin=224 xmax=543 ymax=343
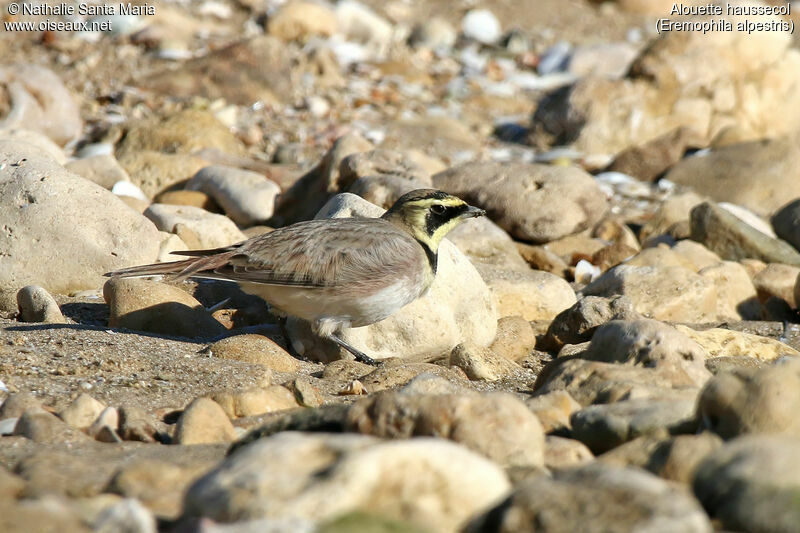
xmin=119 ymin=150 xmax=207 ymax=199
xmin=174 ymin=397 xmax=236 ymax=444
xmin=144 ymin=203 xmax=246 ymax=250
xmin=698 ymin=358 xmax=800 ymax=439
xmin=434 ymin=162 xmax=608 ymax=243
xmin=59 ymin=393 xmax=106 ymax=430
xmin=16 ymin=285 xmax=65 ymax=323
xmin=525 ymin=390 xmax=582 ymax=434
xmin=584 ymin=319 xmax=711 ymax=388
xmin=449 ymin=343 xmax=523 ymax=382
xmin=544 ymin=436 xmax=594 ymax=469
xmin=675 ymin=325 xmax=799 ymax=361
xmin=480 ymin=268 xmax=576 ymax=321
xmin=104 ymin=277 xmax=227 ymax=339
xmin=207 ymin=334 xmax=299 ymax=372
xmin=211 ymin=385 xmax=298 ymax=418
xmin=348 ymin=391 xmax=545 ymax=468
xmin=698 ymin=261 xmax=761 ymax=320
xmin=66 ymin=154 xmax=131 ymax=190
xmin=267 ymin=1 xmax=338 ymax=41
xmin=583 ymin=265 xmax=717 ymax=323
xmin=753 ymin=263 xmax=800 ymax=308
xmin=0 ymin=140 xmax=160 ymax=294
xmin=489 ymin=316 xmax=537 ymax=362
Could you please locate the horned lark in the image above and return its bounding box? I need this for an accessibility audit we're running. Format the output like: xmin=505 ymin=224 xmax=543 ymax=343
xmin=107 ymin=189 xmax=485 ymax=364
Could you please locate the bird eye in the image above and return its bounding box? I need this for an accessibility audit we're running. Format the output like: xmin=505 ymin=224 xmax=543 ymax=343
xmin=431 ymin=204 xmax=446 ymax=215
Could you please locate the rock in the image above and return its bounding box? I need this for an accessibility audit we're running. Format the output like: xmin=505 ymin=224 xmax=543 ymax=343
xmin=273 ymin=133 xmax=374 ymax=225
xmin=59 ymin=393 xmax=106 ymax=430
xmin=479 ymin=268 xmax=576 ymax=321
xmin=535 ymin=358 xmax=702 ymax=407
xmin=156 ymin=190 xmax=218 ymax=211
xmin=666 ymin=137 xmax=800 ymax=217
xmin=0 ymin=128 xmax=66 ymax=164
xmin=117 ymin=110 xmax=245 ymax=161
xmin=542 ymin=295 xmax=641 ymax=350
xmin=694 ymin=435 xmax=800 ymax=533
xmin=448 ymin=343 xmax=523 ymax=382
xmin=143 ymin=36 xmax=293 ymax=106
xmin=118 ymin=406 xmax=161 ymax=443
xmin=753 ymin=263 xmax=800 ymax=308
xmin=184 ymin=432 xmax=511 ymax=532
xmin=157 ymin=232 xmax=190 ymax=263
xmin=347 ymin=175 xmax=431 ymax=210
xmin=408 ymin=18 xmax=457 ymax=50
xmin=186 ymin=166 xmax=280 ymax=227
xmin=582 ymin=265 xmax=717 ymax=323
xmin=118 ymin=151 xmax=207 ymax=199
xmin=461 ymin=8 xmax=501 ymax=45
xmin=677 ymin=326 xmax=799 ymax=362
xmin=535 ymin=14 xmax=800 ymax=156
xmin=697 ymin=358 xmax=800 ymax=439
xmin=88 ymin=407 xmax=121 ymax=442
xmin=698 ymin=261 xmax=761 ymax=320
xmin=606 ymin=127 xmax=703 ymax=183
xmin=0 ymin=467 xmax=25 ymax=498
xmin=571 ymin=393 xmax=699 ymax=454
xmin=104 ymin=277 xmax=227 ymax=340
xmin=466 ymin=462 xmax=712 ymax=533
xmin=144 ymin=204 xmax=246 ymax=250
xmin=290 ymin=378 xmax=324 ymax=408
xmin=447 ymin=216 xmax=529 ymax=272
xmin=592 ymin=241 xmax=639 ymax=272
xmin=16 ymin=285 xmax=65 ymax=323
xmin=609 ymin=433 xmax=723 ymax=484
xmin=772 ymin=197 xmax=800 ymax=252
xmin=340 ymin=149 xmax=431 ymax=185
xmin=524 ymin=390 xmax=582 ymax=434
xmin=210 ymin=386 xmax=298 ymax=418
xmin=0 ymin=64 xmax=82 ymax=146
xmin=287 ymin=193 xmax=496 ymax=362
xmin=568 ymin=42 xmax=641 ymax=80
xmin=639 ymin=192 xmax=705 ymax=243
xmin=0 ymin=498 xmax=90 ymax=533
xmin=207 ymin=335 xmax=298 ymax=372
xmin=347 ymin=391 xmax=545 ymax=468
xmin=267 ymin=1 xmax=338 ymax=41
xmin=583 ymin=320 xmax=711 ymax=387
xmin=516 ymin=243 xmax=569 ymax=276
xmin=13 ymin=408 xmax=90 ymax=443
xmin=691 ymin=202 xmax=800 ymax=265
xmin=0 ymin=392 xmax=42 ymax=419
xmin=356 ymin=362 xmax=465 ymax=392
xmin=719 ymin=202 xmax=776 ymax=238
xmin=488 ymin=316 xmax=537 ymax=362
xmin=66 ymin=154 xmax=131 ymax=190
xmin=433 ymin=162 xmax=608 ymax=243
xmin=335 ymin=1 xmax=393 ymax=56
xmin=671 ymin=240 xmax=724 ymax=271
xmin=175 ymin=397 xmax=237 ymax=445
xmin=544 ymin=436 xmax=594 ymax=469
xmin=0 ymin=140 xmax=160 ymax=294
xmin=382 ymin=117 xmax=480 ymax=164
xmin=93 ymin=498 xmax=157 ymax=533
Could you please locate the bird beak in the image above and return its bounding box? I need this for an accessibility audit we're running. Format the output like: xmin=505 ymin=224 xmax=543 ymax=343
xmin=460 ymin=205 xmax=486 ymax=219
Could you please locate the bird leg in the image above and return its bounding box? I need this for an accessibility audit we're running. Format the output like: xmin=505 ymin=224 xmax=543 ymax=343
xmin=326 ymin=333 xmax=378 ymax=366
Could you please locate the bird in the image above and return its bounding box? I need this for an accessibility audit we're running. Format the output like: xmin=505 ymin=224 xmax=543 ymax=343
xmin=106 ymin=189 xmax=486 ymax=365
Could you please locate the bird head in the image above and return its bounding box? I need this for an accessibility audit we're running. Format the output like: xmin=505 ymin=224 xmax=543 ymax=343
xmin=381 ymin=189 xmax=485 ymax=251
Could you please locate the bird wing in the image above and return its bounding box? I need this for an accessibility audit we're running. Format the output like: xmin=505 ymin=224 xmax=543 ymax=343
xmin=202 ymin=218 xmax=425 ymax=290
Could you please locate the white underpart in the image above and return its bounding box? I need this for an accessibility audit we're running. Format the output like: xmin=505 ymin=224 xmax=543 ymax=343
xmin=240 ymin=280 xmax=421 ymax=334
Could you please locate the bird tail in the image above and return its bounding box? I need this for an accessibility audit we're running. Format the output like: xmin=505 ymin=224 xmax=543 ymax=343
xmin=105 ymin=250 xmax=237 ymax=282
